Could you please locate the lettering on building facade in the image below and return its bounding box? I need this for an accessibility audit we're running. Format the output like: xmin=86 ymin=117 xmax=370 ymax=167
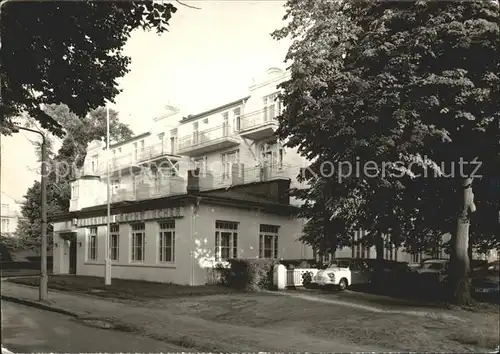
xmin=76 ymin=207 xmax=183 ymax=227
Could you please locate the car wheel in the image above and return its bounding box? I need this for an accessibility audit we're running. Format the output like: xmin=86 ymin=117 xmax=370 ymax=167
xmin=338 ymin=278 xmax=348 ymax=291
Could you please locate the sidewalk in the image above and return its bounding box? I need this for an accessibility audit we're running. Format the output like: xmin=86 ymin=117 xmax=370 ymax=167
xmin=0 ymin=281 xmax=384 ymax=352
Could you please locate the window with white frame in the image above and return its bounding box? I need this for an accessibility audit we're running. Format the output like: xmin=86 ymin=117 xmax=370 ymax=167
xmin=158 ymin=132 xmax=165 ymax=149
xmin=71 ymin=182 xmax=79 ymax=199
xmin=88 ymin=226 xmax=98 ymax=260
xmin=1 ymin=218 xmax=10 ymax=233
xmin=260 ymin=141 xmax=283 ymax=169
xmin=109 ymin=224 xmax=119 ymax=261
xmin=221 ymin=150 xmax=239 ymax=180
xmin=222 ymin=112 xmax=230 ymax=136
xmin=170 ymin=129 xmax=177 ymax=154
xmin=233 ymin=107 xmax=241 ymax=131
xmin=194 ymin=156 xmax=207 ymax=175
xmin=131 ymin=223 xmax=145 ymax=262
xmin=133 ymin=142 xmax=138 ymax=160
xmin=215 ymin=221 xmax=238 ymax=261
xmin=91 ymin=154 xmax=99 ymax=173
xmin=159 ymin=220 xmax=175 ymax=263
xmin=140 ymin=139 xmax=145 ymax=151
xmin=193 ymin=122 xmax=199 ymax=144
xmin=263 ymin=92 xmax=282 ymax=121
xmin=259 ymin=224 xmax=279 ymax=259
xmin=111 ymin=178 xmax=120 ymax=195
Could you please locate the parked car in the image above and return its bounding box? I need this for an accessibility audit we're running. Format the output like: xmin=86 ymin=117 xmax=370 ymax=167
xmin=312 ymin=258 xmax=373 ymax=290
xmin=471 ymin=261 xmax=499 ymax=301
xmin=416 ymin=259 xmax=449 ymax=276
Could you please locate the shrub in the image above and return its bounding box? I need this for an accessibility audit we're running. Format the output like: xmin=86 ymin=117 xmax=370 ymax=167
xmin=217 ymin=258 xmax=278 ymax=291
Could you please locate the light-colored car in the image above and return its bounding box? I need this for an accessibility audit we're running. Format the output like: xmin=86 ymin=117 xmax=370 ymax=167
xmin=312 ymin=258 xmax=373 ymax=290
xmin=416 ymin=259 xmax=449 ymax=274
xmin=313 ymin=264 xmax=351 ymax=290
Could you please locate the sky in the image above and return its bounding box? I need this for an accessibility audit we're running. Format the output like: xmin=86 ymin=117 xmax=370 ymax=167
xmin=0 ymin=0 xmax=291 ymax=202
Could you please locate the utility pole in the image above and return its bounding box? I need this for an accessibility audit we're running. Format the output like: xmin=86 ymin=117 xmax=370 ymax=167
xmin=12 ymin=126 xmax=48 ymax=300
xmin=104 ymin=104 xmax=111 ymax=285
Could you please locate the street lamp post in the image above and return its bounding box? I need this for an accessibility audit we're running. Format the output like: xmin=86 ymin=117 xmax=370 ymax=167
xmin=104 ymin=104 xmax=111 ymax=285
xmin=12 ymin=126 xmax=48 ymax=300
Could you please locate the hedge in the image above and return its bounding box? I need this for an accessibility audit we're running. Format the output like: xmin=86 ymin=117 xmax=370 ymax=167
xmin=216 ymin=258 xmax=278 ymax=291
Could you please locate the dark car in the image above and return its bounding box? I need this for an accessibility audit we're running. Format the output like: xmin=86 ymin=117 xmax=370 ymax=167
xmin=471 ymin=261 xmax=499 ymax=301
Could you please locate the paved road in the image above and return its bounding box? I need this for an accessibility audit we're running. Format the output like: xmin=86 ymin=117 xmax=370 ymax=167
xmin=1 ymin=301 xmax=188 ymax=353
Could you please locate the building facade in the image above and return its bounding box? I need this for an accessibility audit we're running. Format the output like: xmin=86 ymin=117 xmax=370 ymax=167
xmin=0 ymin=192 xmax=25 ymax=237
xmin=52 ymin=67 xmax=314 ymax=284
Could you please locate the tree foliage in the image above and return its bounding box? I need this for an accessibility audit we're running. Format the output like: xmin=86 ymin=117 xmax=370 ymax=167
xmin=273 ymin=0 xmax=499 ymax=304
xmin=0 ymin=0 xmax=177 ymax=136
xmin=15 ymin=105 xmax=133 ymax=250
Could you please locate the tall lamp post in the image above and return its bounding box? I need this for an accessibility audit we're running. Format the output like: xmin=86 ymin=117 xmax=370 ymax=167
xmin=12 ymin=126 xmax=48 ymax=300
xmin=104 ymin=104 xmax=112 ymax=285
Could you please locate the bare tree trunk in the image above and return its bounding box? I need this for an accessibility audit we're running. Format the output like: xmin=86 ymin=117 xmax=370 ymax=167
xmin=449 ymin=177 xmax=476 ymax=305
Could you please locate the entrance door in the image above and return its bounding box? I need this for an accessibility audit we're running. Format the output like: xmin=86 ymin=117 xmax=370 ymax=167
xmin=69 ymin=233 xmax=77 ymax=274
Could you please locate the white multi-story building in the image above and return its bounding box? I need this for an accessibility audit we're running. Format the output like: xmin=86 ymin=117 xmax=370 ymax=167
xmin=51 ymin=67 xmax=314 ymax=284
xmin=52 ymin=67 xmax=494 ymax=284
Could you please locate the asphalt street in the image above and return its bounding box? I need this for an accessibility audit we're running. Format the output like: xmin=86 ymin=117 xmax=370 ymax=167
xmin=1 ymin=301 xmax=188 ymax=353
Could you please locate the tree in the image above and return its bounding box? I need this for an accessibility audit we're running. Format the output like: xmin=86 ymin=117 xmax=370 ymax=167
xmin=15 ymin=104 xmax=133 ymax=250
xmin=1 ymin=1 xmax=177 ymax=136
xmin=273 ymin=0 xmax=499 ymax=305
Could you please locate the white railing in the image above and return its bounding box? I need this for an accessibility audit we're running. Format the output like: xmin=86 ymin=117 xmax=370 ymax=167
xmin=239 ymin=108 xmax=278 ymax=131
xmin=286 ymin=268 xmax=319 ymax=287
xmin=178 ymin=124 xmax=234 ymax=151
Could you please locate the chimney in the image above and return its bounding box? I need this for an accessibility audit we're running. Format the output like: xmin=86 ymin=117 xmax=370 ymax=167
xmin=187 ymin=169 xmax=200 ymax=194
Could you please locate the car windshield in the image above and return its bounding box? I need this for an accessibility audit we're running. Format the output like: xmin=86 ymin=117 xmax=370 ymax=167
xmin=423 ymin=262 xmax=445 ymax=270
xmin=329 ymin=260 xmax=350 ymax=268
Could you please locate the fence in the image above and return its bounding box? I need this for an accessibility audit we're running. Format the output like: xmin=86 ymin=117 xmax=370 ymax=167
xmin=285 ymin=268 xmax=319 ymax=287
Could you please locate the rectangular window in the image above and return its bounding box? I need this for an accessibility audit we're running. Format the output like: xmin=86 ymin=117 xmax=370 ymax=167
xmin=111 ymin=178 xmax=120 ymax=195
xmin=140 ymin=139 xmax=145 ymax=151
xmin=221 ymin=150 xmax=239 ymax=180
xmin=88 ymin=226 xmax=98 ymax=260
xmin=133 ymin=142 xmax=138 ymax=160
xmin=170 ymin=129 xmax=177 ymax=154
xmin=131 ymin=223 xmax=145 ymax=262
xmin=215 ymin=221 xmax=238 ymax=261
xmin=91 ymin=154 xmax=99 ymax=173
xmin=109 ymin=224 xmax=119 ymax=261
xmin=259 ymin=224 xmax=279 ymax=259
xmin=222 ymin=112 xmax=229 ymax=136
xmin=194 ymin=156 xmax=207 ymax=175
xmin=159 ymin=220 xmax=175 ymax=263
xmin=260 ymin=141 xmax=283 ymax=169
xmin=233 ymin=107 xmax=241 ymax=131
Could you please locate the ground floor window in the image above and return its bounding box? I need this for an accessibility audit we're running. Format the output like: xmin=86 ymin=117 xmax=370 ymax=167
xmin=88 ymin=226 xmax=97 ymax=260
xmin=131 ymin=223 xmax=145 ymax=262
xmin=159 ymin=220 xmax=175 ymax=263
xmin=259 ymin=224 xmax=279 ymax=259
xmin=109 ymin=224 xmax=119 ymax=261
xmin=215 ymin=220 xmax=238 ymax=261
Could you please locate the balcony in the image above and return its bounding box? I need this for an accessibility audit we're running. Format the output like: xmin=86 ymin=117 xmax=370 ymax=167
xmin=136 ymin=141 xmax=180 ymax=164
xmin=178 ymin=124 xmax=239 ymax=157
xmin=238 ymin=109 xmax=278 ymax=140
xmin=110 ymin=177 xmax=187 ymax=203
xmin=196 ymin=163 xmax=302 ymax=191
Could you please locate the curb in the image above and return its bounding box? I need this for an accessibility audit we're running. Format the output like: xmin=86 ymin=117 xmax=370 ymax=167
xmin=0 ymin=295 xmax=79 ymax=318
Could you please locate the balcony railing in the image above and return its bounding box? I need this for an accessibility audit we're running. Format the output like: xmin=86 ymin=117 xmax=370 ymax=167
xmin=237 ymin=109 xmax=278 ymax=140
xmin=196 ymin=163 xmax=304 ymax=191
xmin=110 ymin=177 xmax=187 ymax=203
xmin=136 ymin=141 xmax=178 ymax=163
xmin=239 ymin=108 xmax=278 ymax=131
xmin=178 ymin=124 xmax=239 ymax=155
